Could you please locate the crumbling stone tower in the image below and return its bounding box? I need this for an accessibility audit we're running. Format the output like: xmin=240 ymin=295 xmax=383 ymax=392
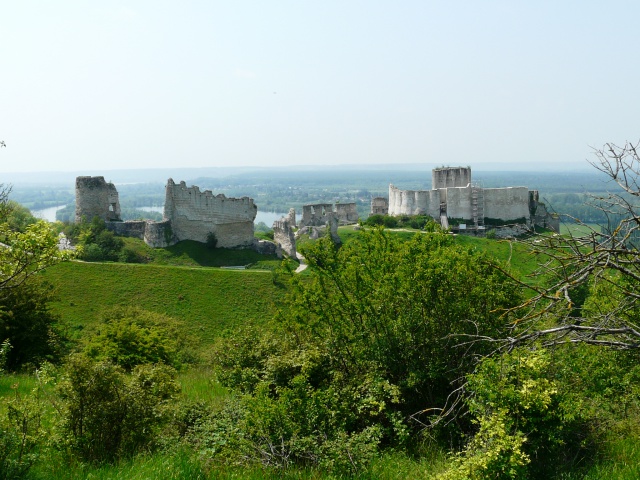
xmin=75 ymin=176 xmax=121 ymax=223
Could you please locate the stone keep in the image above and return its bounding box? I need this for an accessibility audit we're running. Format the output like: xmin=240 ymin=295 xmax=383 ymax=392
xmin=388 ymin=166 xmax=557 ymax=230
xmin=75 ymin=176 xmax=121 ymax=223
xmin=163 ymin=179 xmax=257 ymax=248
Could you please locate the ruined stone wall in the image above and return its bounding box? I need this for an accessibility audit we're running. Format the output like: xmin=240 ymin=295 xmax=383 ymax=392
xmin=106 ymin=220 xmax=146 ymax=240
xmin=483 ymin=187 xmax=530 ymax=222
xmin=370 ymin=197 xmax=389 ymax=215
xmin=163 ymin=179 xmax=257 ymax=248
xmin=144 ymin=220 xmax=174 ymax=248
xmin=75 ymin=176 xmax=121 ymax=223
xmin=531 ymin=202 xmax=560 ymax=232
xmin=300 ymin=203 xmax=335 ymax=227
xmin=444 ymin=186 xmax=473 ymax=220
xmin=388 ymin=185 xmax=439 ymax=217
xmin=273 ymin=219 xmax=297 ymax=259
xmin=335 ymin=203 xmax=358 ymax=224
xmin=432 ymin=167 xmax=471 ymax=189
xmin=287 ymin=208 xmax=296 ymax=227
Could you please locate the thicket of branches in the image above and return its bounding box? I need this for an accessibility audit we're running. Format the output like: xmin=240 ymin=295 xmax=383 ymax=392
xmin=500 ymin=141 xmax=640 ymax=349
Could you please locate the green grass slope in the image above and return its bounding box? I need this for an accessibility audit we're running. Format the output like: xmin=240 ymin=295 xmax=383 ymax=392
xmin=41 ymin=261 xmax=283 ymax=345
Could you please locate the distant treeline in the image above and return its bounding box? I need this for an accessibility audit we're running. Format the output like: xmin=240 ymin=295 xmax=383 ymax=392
xmin=7 ymin=169 xmax=617 ymax=225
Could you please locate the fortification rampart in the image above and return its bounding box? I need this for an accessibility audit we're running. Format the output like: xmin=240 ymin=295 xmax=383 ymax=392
xmin=483 ymin=187 xmax=530 ymax=221
xmin=432 ymin=166 xmax=471 ymax=189
xmin=388 ymin=185 xmax=439 ymax=217
xmin=164 ymin=179 xmax=257 ymax=248
xmin=77 ymin=176 xmax=259 ymax=249
xmin=388 ymin=166 xmax=557 ymax=231
xmin=300 ymin=202 xmax=358 ymax=227
xmin=273 ymin=219 xmax=297 ymax=259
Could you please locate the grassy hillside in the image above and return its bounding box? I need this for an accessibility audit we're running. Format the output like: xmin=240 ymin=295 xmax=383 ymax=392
xmin=40 ymin=261 xmax=283 ymax=346
xmin=120 ymin=237 xmax=285 ymax=269
xmin=42 ymin=230 xmax=546 ymax=350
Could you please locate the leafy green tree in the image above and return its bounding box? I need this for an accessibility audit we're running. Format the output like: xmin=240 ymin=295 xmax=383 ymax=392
xmin=0 ymin=185 xmax=72 ymax=370
xmin=0 ymin=278 xmax=66 ymax=370
xmin=210 ymin=228 xmax=521 ymax=471
xmin=0 ymin=217 xmax=72 ymax=295
xmin=285 ymin=229 xmax=520 ymax=416
xmin=4 ymin=201 xmax=37 ymax=232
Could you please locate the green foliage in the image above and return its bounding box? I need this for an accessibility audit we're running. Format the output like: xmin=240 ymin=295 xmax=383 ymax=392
xmin=290 ymin=229 xmax=520 ymax=417
xmin=117 ymin=246 xmax=146 ymax=263
xmin=205 ymin=232 xmax=218 ymax=250
xmin=364 ymin=214 xmax=439 ymax=231
xmin=0 ymin=219 xmax=73 ymax=291
xmin=4 ymin=201 xmax=37 ymax=232
xmin=208 ymin=228 xmax=521 ymax=473
xmin=67 ymin=217 xmax=125 ymax=262
xmin=442 ymin=348 xmax=591 ymax=479
xmin=84 ymin=306 xmax=199 ymax=371
xmin=57 ymin=354 xmax=180 ymax=464
xmin=0 ymin=196 xmax=71 ymax=371
xmin=0 ymin=365 xmax=52 ymax=479
xmin=0 ymin=278 xmax=66 ymax=370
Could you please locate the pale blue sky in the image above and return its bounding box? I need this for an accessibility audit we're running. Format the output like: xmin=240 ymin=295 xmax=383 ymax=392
xmin=2 ymin=1 xmax=640 ymax=173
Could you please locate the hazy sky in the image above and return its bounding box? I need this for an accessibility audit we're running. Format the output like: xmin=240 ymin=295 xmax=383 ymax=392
xmin=2 ymin=1 xmax=640 ymax=173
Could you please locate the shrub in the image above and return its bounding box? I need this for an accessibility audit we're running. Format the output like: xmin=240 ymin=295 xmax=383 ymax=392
xmin=364 ymin=214 xmax=385 ymax=226
xmin=206 ymin=232 xmax=218 ymax=249
xmin=0 ymin=364 xmax=53 ymax=479
xmin=118 ymin=246 xmax=146 ymax=263
xmin=57 ymin=354 xmax=180 ymax=464
xmin=382 ymin=215 xmax=398 ymax=228
xmin=84 ymin=307 xmax=199 ymax=371
xmin=207 ymin=229 xmax=520 ymax=473
xmin=441 ymin=348 xmax=590 ymax=479
xmin=0 ymin=278 xmax=66 ymax=371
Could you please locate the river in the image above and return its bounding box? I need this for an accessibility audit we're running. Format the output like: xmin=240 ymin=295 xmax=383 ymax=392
xmin=32 ymin=205 xmax=66 ymax=222
xmin=136 ymin=207 xmax=287 ymax=227
xmin=32 ymin=205 xmax=288 ymax=227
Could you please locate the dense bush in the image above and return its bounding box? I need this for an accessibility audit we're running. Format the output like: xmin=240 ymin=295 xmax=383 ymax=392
xmin=442 ymin=349 xmax=586 ymax=479
xmin=57 ymin=354 xmax=180 ymax=464
xmin=207 ymin=229 xmax=521 ymax=473
xmin=63 ymin=217 xmax=125 ymax=262
xmin=206 ymin=232 xmax=218 ymax=249
xmin=0 ymin=278 xmax=66 ymax=370
xmin=84 ymin=307 xmax=199 ymax=371
xmin=364 ymin=214 xmax=438 ymax=231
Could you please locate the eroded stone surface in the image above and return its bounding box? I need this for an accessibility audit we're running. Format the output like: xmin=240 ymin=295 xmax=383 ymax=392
xmin=77 ymin=176 xmax=259 ymax=249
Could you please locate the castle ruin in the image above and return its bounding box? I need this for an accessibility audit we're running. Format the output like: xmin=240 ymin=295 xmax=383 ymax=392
xmin=387 ymin=166 xmax=558 ymax=231
xmin=75 ymin=176 xmax=257 ymax=249
xmin=370 ymin=197 xmax=389 ymax=216
xmin=300 ymin=202 xmax=358 ymax=228
xmin=164 ymin=179 xmax=256 ymax=248
xmin=75 ymin=176 xmax=122 ymax=223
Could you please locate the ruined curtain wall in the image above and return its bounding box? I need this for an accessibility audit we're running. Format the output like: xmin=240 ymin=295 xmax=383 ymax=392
xmin=444 ymin=186 xmax=472 ymax=220
xmin=388 ymin=185 xmax=438 ymax=217
xmin=164 ymin=180 xmax=257 ymax=248
xmin=483 ymin=187 xmax=530 ymax=221
xmin=335 ymin=203 xmax=358 ymax=224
